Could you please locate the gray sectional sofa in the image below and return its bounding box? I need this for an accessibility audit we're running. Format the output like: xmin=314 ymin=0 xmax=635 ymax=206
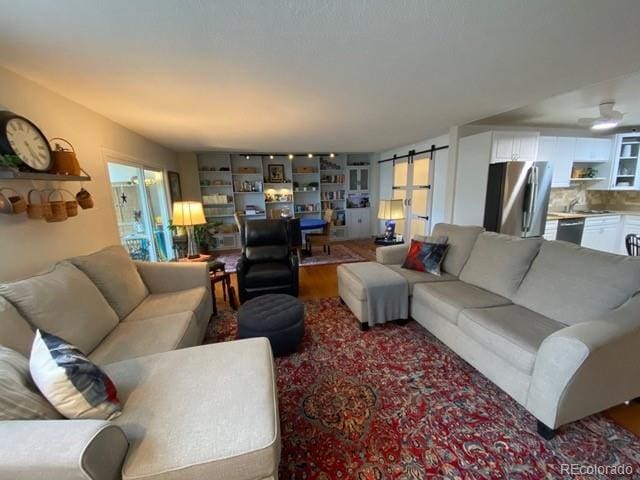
xmin=377 ymin=223 xmax=640 ymax=437
xmin=0 ymin=246 xmax=280 ymax=480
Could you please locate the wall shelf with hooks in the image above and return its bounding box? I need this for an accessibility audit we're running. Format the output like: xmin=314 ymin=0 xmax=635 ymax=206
xmin=0 ymin=170 xmax=91 ymax=182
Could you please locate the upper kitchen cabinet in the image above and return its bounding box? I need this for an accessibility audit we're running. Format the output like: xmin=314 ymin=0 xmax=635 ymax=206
xmin=490 ymin=131 xmax=539 ymax=163
xmin=611 ymin=134 xmax=640 ymax=190
xmin=573 ymin=138 xmax=612 ymax=162
xmin=537 ymin=136 xmax=575 ymax=188
xmin=536 ymin=135 xmax=613 ymax=189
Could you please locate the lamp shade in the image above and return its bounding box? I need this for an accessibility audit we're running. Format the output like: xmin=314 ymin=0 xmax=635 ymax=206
xmin=377 ymin=199 xmax=404 ymax=220
xmin=172 ymin=201 xmax=206 ymax=226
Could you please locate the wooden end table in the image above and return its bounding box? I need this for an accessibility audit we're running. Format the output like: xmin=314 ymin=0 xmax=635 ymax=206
xmin=209 ymin=262 xmax=237 ymax=314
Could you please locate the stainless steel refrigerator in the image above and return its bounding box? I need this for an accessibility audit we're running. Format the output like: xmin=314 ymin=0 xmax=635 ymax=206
xmin=483 ymin=161 xmax=552 ymax=237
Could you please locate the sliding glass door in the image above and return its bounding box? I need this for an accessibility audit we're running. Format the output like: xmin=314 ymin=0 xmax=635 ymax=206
xmin=107 ymin=162 xmax=173 ymax=261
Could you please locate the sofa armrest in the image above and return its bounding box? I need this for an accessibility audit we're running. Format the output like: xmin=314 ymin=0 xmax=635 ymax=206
xmin=527 ymin=295 xmax=640 ymax=429
xmin=0 ymin=420 xmax=128 ymax=480
xmin=376 ymin=244 xmax=410 ymax=265
xmin=135 ymin=261 xmax=210 ymax=294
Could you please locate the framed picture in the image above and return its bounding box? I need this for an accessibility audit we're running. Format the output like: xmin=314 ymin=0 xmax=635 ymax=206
xmin=268 ymin=164 xmax=285 ymax=183
xmin=167 ymin=171 xmax=182 ymax=204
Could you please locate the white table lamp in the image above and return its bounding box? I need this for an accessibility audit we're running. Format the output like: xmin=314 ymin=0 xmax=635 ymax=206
xmin=377 ymin=199 xmax=404 ymax=240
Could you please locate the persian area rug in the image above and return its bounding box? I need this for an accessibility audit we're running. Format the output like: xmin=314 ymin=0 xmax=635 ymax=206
xmin=207 ymin=298 xmax=640 ymax=479
xmin=214 ymin=243 xmax=366 ymax=272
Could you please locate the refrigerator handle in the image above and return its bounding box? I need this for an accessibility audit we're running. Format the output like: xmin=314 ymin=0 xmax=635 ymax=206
xmin=525 ymin=166 xmax=538 ymax=233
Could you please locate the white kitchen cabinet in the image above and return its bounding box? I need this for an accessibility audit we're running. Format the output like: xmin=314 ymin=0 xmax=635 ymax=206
xmin=619 ymin=215 xmax=640 ymax=254
xmin=346 ymin=208 xmax=371 ymax=239
xmin=543 ymin=219 xmax=558 ymax=241
xmin=491 ymin=131 xmax=539 ymax=163
xmin=573 ymin=138 xmax=612 ymax=162
xmin=537 ymin=136 xmax=575 ymax=188
xmin=581 ymin=216 xmax=621 ymax=253
xmin=610 ymin=134 xmax=640 ymax=190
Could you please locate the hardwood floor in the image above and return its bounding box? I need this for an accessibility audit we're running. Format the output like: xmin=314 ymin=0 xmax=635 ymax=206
xmin=212 ymin=253 xmax=640 ymax=437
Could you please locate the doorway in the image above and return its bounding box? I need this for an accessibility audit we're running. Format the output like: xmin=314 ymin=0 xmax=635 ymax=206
xmin=392 ymin=152 xmax=433 ymax=238
xmin=107 ymin=162 xmax=173 ymax=261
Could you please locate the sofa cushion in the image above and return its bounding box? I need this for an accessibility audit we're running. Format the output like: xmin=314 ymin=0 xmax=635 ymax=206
xmin=69 ymin=245 xmax=149 ymax=319
xmin=413 ymin=281 xmax=511 ymax=324
xmin=0 ymin=262 xmax=119 ymax=355
xmin=386 ymin=264 xmax=457 ymax=294
xmin=513 ymin=240 xmax=640 ymax=325
xmin=459 ymin=305 xmax=565 ymax=374
xmin=89 ymin=312 xmax=200 ymax=365
xmin=105 ymin=339 xmax=279 ymax=480
xmin=432 ymin=224 xmax=484 ymax=276
xmin=0 ymin=346 xmax=61 ymax=420
xmin=245 ymin=262 xmax=292 ymax=288
xmin=460 ymin=232 xmax=542 ymax=299
xmin=0 ymin=296 xmax=34 ymax=357
xmin=124 ymin=286 xmax=210 ymax=337
xmin=30 ymin=330 xmax=122 ymax=420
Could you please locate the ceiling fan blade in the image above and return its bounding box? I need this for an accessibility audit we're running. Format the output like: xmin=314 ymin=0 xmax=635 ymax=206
xmin=577 ymin=117 xmax=597 ymax=126
xmin=608 ymin=110 xmax=623 ymax=121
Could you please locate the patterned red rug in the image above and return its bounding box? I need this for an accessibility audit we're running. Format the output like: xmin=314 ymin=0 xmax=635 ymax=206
xmin=207 ymin=298 xmax=640 ymax=479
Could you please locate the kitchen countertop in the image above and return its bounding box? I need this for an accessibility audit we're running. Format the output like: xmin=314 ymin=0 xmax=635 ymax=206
xmin=547 ymin=210 xmax=640 ymax=221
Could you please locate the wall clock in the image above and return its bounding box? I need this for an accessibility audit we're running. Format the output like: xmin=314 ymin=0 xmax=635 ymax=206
xmin=0 ymin=111 xmax=52 ymax=171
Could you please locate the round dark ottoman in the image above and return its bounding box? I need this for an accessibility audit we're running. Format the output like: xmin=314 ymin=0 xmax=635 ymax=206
xmin=237 ymin=294 xmax=304 ymax=356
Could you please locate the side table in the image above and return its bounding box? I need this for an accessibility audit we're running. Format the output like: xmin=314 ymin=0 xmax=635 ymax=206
xmin=209 ymin=263 xmax=237 ymax=313
xmin=374 ymin=236 xmax=404 ymax=246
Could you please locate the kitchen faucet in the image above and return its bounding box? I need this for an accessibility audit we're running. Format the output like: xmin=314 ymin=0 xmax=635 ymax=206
xmin=567 ymin=198 xmax=579 ymax=213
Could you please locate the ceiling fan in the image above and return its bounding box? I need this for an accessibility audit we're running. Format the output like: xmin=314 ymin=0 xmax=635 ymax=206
xmin=577 ymin=101 xmax=624 ymax=130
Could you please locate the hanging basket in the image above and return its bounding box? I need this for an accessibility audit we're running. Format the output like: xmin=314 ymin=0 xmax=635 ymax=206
xmin=27 ymin=189 xmax=51 ymax=220
xmin=46 ymin=190 xmax=68 ymax=223
xmin=49 ymin=138 xmax=82 ymax=176
xmin=61 ymin=189 xmax=78 ymax=217
xmin=75 ymin=187 xmax=94 ymax=209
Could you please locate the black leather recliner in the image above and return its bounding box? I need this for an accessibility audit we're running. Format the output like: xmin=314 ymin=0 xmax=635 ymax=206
xmin=236 ymin=219 xmax=299 ymax=303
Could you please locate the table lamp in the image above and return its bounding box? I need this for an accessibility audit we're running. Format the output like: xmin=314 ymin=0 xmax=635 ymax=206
xmin=172 ymin=201 xmax=207 ymax=259
xmin=377 ymin=199 xmax=404 ymax=240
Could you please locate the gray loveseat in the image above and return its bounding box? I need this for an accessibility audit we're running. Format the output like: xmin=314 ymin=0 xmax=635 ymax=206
xmin=0 ymin=246 xmax=280 ymax=480
xmin=377 ymin=224 xmax=640 ymax=438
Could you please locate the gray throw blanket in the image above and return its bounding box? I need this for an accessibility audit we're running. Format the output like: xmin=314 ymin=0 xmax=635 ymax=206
xmin=345 ymin=262 xmax=409 ymax=326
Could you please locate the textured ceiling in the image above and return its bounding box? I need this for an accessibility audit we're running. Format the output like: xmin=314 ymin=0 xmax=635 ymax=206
xmin=473 ymin=70 xmax=640 ymax=129
xmin=1 ymin=0 xmax=640 ymax=153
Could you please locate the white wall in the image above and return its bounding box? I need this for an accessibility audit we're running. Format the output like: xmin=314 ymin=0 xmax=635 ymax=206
xmin=0 ymin=66 xmax=178 ymax=281
xmin=177 ymin=152 xmax=201 ymax=201
xmin=452 ymin=131 xmax=493 ymax=225
xmin=377 ymin=133 xmax=450 ymax=234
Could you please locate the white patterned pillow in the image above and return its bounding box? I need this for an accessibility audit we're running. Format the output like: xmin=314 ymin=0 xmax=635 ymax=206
xmin=29 ymin=330 xmax=122 ymax=420
xmin=0 ymin=345 xmax=61 ymax=420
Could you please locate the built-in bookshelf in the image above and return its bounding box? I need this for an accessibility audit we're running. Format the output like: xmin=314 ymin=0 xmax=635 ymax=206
xmin=196 ymin=152 xmax=371 ymax=248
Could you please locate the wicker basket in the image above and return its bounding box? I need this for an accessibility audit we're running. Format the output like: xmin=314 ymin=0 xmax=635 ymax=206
xmin=49 ymin=138 xmax=81 ymax=176
xmin=46 ymin=190 xmax=68 ymax=223
xmin=75 ymin=188 xmax=94 ymax=209
xmin=27 ymin=190 xmax=51 ymax=220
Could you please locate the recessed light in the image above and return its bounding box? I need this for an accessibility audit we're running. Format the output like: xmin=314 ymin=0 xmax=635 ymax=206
xmin=329 ymin=153 xmax=335 ymax=158
xmin=245 ymin=155 xmax=250 ymax=160
xmin=288 ymin=154 xmax=294 ymax=160
xmin=308 ymin=153 xmax=313 ymax=158
xmin=269 ymin=155 xmax=274 ymax=159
